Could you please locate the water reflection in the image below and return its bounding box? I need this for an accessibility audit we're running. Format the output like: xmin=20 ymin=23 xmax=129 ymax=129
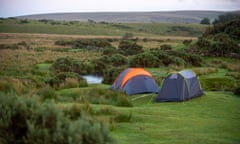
xmin=82 ymin=75 xmax=103 ymax=84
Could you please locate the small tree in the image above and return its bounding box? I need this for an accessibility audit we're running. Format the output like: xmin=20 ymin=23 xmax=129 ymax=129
xmin=200 ymin=17 xmax=210 ymax=25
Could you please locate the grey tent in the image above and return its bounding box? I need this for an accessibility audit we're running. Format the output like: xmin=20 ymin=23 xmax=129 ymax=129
xmin=155 ymin=70 xmax=203 ymax=102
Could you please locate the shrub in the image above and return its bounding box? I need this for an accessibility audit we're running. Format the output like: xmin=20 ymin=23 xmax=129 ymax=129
xmin=0 ymin=92 xmax=114 ymax=144
xmin=160 ymin=44 xmax=172 ymax=51
xmin=149 ymin=49 xmax=170 ymax=66
xmin=78 ymin=77 xmax=88 ymax=88
xmin=103 ymin=66 xmax=126 ymax=84
xmin=191 ymin=19 xmax=240 ymax=57
xmin=102 ymin=47 xmax=117 ymax=56
xmin=200 ymin=17 xmax=210 ymax=25
xmin=0 ymin=80 xmax=12 ymax=93
xmin=113 ymin=112 xmax=132 ymax=123
xmin=62 ymin=77 xmax=79 ymax=89
xmin=129 ymin=52 xmax=158 ymax=67
xmin=234 ymin=87 xmax=240 ymax=96
xmin=116 ymin=94 xmax=133 ymax=107
xmin=109 ymin=54 xmax=128 ymax=67
xmin=66 ymin=103 xmax=82 ymax=120
xmin=167 ymin=51 xmax=202 ymax=66
xmin=51 ymin=57 xmax=74 ymax=74
xmin=0 ymin=77 xmax=25 ymax=95
xmin=48 ymin=72 xmax=88 ymax=89
xmin=72 ymin=60 xmax=95 ymax=75
xmin=75 ymin=87 xmax=133 ymax=107
xmin=213 ymin=12 xmax=240 ymax=25
xmin=118 ymin=40 xmax=143 ymax=56
xmin=73 ymin=39 xmax=112 ymax=49
xmin=55 ymin=40 xmax=73 ymax=46
xmin=183 ymin=39 xmax=192 ymax=46
xmin=0 ymin=43 xmax=20 ymax=50
xmin=0 ymin=92 xmax=30 ymax=144
xmin=170 ymin=56 xmax=185 ymax=66
xmin=36 ymin=86 xmax=58 ymax=101
xmin=92 ymin=57 xmax=109 ymax=75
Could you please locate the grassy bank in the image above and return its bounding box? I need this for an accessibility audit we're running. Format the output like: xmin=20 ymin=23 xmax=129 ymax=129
xmin=111 ymin=91 xmax=240 ymax=144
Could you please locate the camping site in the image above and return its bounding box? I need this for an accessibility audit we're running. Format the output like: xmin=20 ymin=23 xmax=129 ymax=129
xmin=0 ymin=11 xmax=240 ymax=144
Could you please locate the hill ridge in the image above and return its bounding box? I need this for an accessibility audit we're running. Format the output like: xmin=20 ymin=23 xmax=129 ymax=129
xmin=17 ymin=11 xmax=229 ymax=23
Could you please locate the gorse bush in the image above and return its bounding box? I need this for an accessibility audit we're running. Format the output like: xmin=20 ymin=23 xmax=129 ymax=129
xmin=55 ymin=39 xmax=112 ymax=49
xmin=129 ymin=52 xmax=159 ymax=67
xmin=0 ymin=77 xmax=26 ymax=95
xmin=160 ymin=44 xmax=172 ymax=51
xmin=0 ymin=92 xmax=114 ymax=144
xmin=47 ymin=72 xmax=88 ymax=89
xmin=148 ymin=48 xmax=202 ymax=67
xmin=63 ymin=77 xmax=80 ymax=89
xmin=118 ymin=40 xmax=143 ymax=56
xmin=50 ymin=57 xmax=89 ymax=88
xmin=102 ymin=66 xmax=126 ymax=84
xmin=36 ymin=86 xmax=58 ymax=101
xmin=109 ymin=54 xmax=128 ymax=67
xmin=51 ymin=57 xmax=73 ymax=74
xmin=167 ymin=50 xmax=202 ymax=66
xmin=0 ymin=41 xmax=30 ymax=50
xmin=212 ymin=12 xmax=240 ymax=25
xmin=102 ymin=47 xmax=117 ymax=56
xmin=190 ymin=19 xmax=240 ymax=57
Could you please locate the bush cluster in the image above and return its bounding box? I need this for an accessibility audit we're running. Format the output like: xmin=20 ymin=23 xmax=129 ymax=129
xmin=131 ymin=49 xmax=202 ymax=67
xmin=129 ymin=52 xmax=159 ymax=67
xmin=0 ymin=92 xmax=114 ymax=144
xmin=189 ymin=19 xmax=240 ymax=57
xmin=212 ymin=12 xmax=240 ymax=25
xmin=102 ymin=66 xmax=126 ymax=84
xmin=47 ymin=72 xmax=88 ymax=89
xmin=50 ymin=54 xmax=128 ymax=85
xmin=51 ymin=39 xmax=203 ymax=86
xmin=55 ymin=39 xmax=112 ymax=50
xmin=36 ymin=86 xmax=58 ymax=101
xmin=49 ymin=57 xmax=90 ymax=88
xmin=0 ymin=77 xmax=26 ymax=95
xmin=118 ymin=40 xmax=143 ymax=56
xmin=0 ymin=41 xmax=30 ymax=50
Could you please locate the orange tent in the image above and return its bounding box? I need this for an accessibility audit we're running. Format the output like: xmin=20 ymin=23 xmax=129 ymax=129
xmin=111 ymin=68 xmax=159 ymax=95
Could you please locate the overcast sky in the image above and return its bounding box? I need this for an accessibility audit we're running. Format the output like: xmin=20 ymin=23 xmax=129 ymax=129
xmin=0 ymin=0 xmax=240 ymax=17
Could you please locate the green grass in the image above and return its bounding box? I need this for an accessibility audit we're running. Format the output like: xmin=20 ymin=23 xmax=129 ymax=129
xmin=200 ymin=68 xmax=229 ymax=78
xmin=146 ymin=68 xmax=168 ymax=78
xmin=56 ymin=83 xmax=240 ymax=143
xmin=111 ymin=91 xmax=240 ymax=144
xmin=172 ymin=43 xmax=187 ymax=50
xmin=35 ymin=63 xmax=51 ymax=71
xmin=0 ymin=19 xmax=206 ymax=37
